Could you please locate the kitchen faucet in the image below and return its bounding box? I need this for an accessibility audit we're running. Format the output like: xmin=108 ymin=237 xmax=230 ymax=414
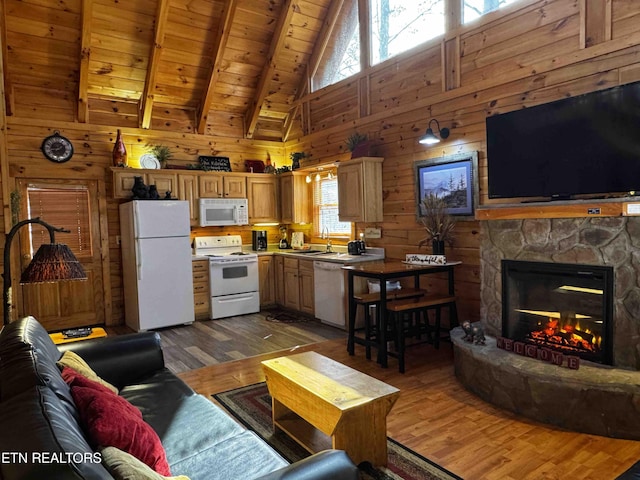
xmin=322 ymin=226 xmax=332 ymax=253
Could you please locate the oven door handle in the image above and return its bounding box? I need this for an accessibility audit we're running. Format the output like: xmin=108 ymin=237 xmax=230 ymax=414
xmin=209 ymin=259 xmax=257 ymax=266
xmin=217 ymin=293 xmax=255 ymax=303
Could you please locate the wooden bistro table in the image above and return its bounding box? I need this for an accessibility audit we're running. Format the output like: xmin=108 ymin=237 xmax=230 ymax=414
xmin=261 ymin=351 xmax=399 ymax=467
xmin=343 ymin=260 xmax=461 ymax=367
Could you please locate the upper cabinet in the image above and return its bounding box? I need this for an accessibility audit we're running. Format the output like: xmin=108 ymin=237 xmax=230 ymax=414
xmin=199 ymin=173 xmax=247 ymax=198
xmin=177 ymin=174 xmax=200 ymax=226
xmin=337 ymin=157 xmax=384 ymax=223
xmin=112 ymin=169 xmax=179 ymax=199
xmin=279 ymin=171 xmax=310 ymax=224
xmin=247 ymin=174 xmax=279 ymax=223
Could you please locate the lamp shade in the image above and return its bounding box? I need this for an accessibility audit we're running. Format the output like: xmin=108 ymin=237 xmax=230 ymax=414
xmin=419 ymin=128 xmax=440 ymax=145
xmin=418 ymin=119 xmax=450 ymax=145
xmin=20 ymin=244 xmax=88 ymax=284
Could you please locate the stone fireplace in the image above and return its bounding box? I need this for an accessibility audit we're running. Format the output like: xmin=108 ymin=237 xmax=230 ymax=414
xmin=451 ymin=215 xmax=640 ymax=439
xmin=480 ymin=216 xmax=640 ymax=370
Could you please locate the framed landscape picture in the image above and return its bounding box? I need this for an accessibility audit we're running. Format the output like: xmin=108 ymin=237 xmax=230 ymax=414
xmin=415 ymin=151 xmax=478 ymax=217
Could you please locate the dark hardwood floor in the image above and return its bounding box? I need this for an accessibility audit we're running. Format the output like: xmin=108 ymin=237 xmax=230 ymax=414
xmin=148 ymin=309 xmax=346 ymax=374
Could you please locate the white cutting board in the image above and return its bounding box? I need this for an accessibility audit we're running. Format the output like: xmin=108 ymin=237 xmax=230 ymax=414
xmin=291 ymin=232 xmax=304 ymax=249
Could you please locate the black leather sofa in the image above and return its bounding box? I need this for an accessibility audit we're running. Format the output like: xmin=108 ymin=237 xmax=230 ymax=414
xmin=619 ymin=462 xmax=640 ymax=479
xmin=0 ymin=316 xmax=359 ymax=480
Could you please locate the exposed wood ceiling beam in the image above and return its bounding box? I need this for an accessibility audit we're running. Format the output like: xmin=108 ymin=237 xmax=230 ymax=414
xmin=196 ymin=0 xmax=237 ymax=135
xmin=77 ymin=0 xmax=92 ymax=123
xmin=139 ymin=0 xmax=171 ymax=129
xmin=0 ymin=0 xmax=13 ymax=117
xmin=244 ymin=0 xmax=296 ymax=139
xmin=283 ymin=0 xmax=345 ymax=141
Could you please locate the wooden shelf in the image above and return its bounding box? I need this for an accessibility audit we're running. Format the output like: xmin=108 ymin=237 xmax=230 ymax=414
xmin=275 ymin=411 xmax=331 ymax=454
xmin=475 ymin=199 xmax=640 ymax=220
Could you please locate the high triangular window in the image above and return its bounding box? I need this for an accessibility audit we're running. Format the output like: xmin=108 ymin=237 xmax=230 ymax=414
xmin=312 ymin=1 xmax=361 ymax=92
xmin=370 ymin=0 xmax=445 ymax=66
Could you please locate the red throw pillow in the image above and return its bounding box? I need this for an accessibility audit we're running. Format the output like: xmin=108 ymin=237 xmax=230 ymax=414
xmin=61 ymin=367 xmax=141 ymax=419
xmin=67 ymin=373 xmax=171 ymax=476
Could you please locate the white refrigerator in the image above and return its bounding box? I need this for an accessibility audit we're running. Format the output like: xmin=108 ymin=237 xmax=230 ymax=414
xmin=119 ymin=200 xmax=195 ymax=331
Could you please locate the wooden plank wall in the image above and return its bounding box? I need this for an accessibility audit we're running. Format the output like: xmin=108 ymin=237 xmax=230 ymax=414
xmin=286 ymin=0 xmax=640 ymax=323
xmin=5 ymin=118 xmax=284 ymax=324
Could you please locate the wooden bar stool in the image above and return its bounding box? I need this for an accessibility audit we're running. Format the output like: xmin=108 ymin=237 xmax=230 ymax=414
xmin=386 ymin=295 xmax=458 ymax=373
xmin=351 ymin=288 xmax=427 ymax=360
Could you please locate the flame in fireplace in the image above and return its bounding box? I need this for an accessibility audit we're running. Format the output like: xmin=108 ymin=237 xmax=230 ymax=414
xmin=527 ymin=314 xmax=602 ymax=353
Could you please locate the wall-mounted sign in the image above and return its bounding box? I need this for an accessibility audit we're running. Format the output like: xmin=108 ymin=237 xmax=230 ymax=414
xmin=198 ymin=156 xmax=231 ymax=172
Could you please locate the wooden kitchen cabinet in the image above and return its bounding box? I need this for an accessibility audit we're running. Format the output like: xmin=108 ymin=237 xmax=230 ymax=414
xmin=199 ymin=173 xmax=247 ymax=198
xmin=147 ymin=172 xmax=178 ymax=198
xmin=337 ymin=157 xmax=384 ymax=222
xmin=258 ymin=255 xmax=276 ymax=306
xmin=279 ymin=171 xmax=310 ymax=224
xmin=283 ymin=257 xmax=300 ymax=311
xmin=298 ymin=259 xmax=314 ymax=315
xmin=275 ymin=255 xmax=285 ymax=305
xmin=113 ymin=170 xmax=140 ymax=198
xmin=192 ymin=259 xmax=210 ymax=320
xmin=281 ymin=257 xmax=314 ymax=315
xmin=112 ymin=169 xmax=179 ymax=199
xmin=247 ymin=174 xmax=279 ymax=223
xmin=177 ymin=173 xmax=200 ymax=226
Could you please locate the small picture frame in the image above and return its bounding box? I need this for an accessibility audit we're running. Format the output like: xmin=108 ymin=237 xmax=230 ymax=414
xmin=415 ymin=152 xmax=478 ymax=217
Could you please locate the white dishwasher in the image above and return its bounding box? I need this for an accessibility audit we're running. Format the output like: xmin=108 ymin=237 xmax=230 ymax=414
xmin=313 ymin=261 xmax=346 ymax=328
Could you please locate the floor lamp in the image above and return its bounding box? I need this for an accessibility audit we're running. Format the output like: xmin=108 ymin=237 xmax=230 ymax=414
xmin=3 ymin=217 xmax=87 ymax=326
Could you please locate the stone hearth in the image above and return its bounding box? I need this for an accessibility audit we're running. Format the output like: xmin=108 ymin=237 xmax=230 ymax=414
xmin=480 ymin=217 xmax=640 ymax=370
xmin=452 ymin=329 xmax=640 ymax=439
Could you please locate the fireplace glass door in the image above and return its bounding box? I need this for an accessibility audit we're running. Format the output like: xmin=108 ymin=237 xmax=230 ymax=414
xmin=501 ymin=260 xmax=613 ymax=365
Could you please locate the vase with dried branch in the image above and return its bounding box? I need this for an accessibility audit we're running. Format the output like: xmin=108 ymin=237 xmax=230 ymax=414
xmin=418 ymin=193 xmax=455 ymax=255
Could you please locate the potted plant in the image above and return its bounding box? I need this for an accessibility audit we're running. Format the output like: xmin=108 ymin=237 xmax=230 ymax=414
xmin=147 ymin=144 xmax=173 ymax=168
xmin=289 ymin=152 xmax=307 ymax=170
xmin=418 ymin=193 xmax=455 ymax=255
xmin=346 ymin=132 xmax=370 ymax=158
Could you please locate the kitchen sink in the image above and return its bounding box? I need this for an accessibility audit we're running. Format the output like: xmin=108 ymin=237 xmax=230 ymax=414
xmin=291 ymin=249 xmax=324 ymax=254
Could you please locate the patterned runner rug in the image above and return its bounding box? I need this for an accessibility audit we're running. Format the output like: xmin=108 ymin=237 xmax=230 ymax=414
xmin=213 ymin=382 xmax=463 ymax=480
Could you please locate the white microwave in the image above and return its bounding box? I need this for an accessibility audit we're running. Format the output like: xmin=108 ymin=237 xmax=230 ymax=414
xmin=199 ymin=198 xmax=249 ymax=227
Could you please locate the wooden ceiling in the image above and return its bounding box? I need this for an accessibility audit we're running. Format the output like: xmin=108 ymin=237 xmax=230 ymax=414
xmin=2 ymin=0 xmax=338 ymax=141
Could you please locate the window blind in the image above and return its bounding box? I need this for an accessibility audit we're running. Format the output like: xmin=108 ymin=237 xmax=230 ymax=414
xmin=312 ymin=177 xmax=351 ymax=237
xmin=26 ymin=187 xmax=92 ymax=258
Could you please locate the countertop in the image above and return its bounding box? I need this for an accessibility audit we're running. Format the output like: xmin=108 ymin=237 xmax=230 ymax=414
xmin=259 ymin=245 xmax=384 ymax=264
xmin=192 ymin=245 xmax=385 ymax=264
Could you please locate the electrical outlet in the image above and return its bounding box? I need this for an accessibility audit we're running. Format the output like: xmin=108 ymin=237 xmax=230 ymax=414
xmin=116 ymin=235 xmax=121 ymax=245
xmin=364 ymin=227 xmax=381 ymax=239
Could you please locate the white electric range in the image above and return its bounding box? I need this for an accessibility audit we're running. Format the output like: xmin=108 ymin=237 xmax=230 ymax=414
xmin=193 ymin=235 xmax=260 ymax=319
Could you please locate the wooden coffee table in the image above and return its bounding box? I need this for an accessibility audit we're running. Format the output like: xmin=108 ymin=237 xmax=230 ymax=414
xmin=261 ymin=351 xmax=399 ymax=467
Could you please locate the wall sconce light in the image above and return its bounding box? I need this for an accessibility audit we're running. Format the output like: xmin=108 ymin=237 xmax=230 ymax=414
xmin=418 ymin=119 xmax=450 ymax=145
xmin=315 ymin=173 xmax=321 ymax=182
xmin=305 ymin=174 xmax=312 ymax=183
xmin=3 ymin=217 xmax=87 ymax=325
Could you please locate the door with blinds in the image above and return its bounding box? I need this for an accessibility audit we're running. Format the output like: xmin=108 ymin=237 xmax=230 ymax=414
xmin=16 ymin=180 xmax=106 ymax=331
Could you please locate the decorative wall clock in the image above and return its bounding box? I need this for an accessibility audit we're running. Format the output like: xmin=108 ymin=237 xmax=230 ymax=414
xmin=41 ymin=131 xmax=74 ymax=163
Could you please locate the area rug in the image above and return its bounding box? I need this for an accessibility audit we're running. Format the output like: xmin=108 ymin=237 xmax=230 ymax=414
xmin=213 ymin=382 xmax=463 ymax=480
xmin=262 ymin=307 xmax=310 ymax=323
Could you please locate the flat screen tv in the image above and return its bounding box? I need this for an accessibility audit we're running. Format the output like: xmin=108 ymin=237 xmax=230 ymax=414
xmin=486 ymin=81 xmax=640 ymax=200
